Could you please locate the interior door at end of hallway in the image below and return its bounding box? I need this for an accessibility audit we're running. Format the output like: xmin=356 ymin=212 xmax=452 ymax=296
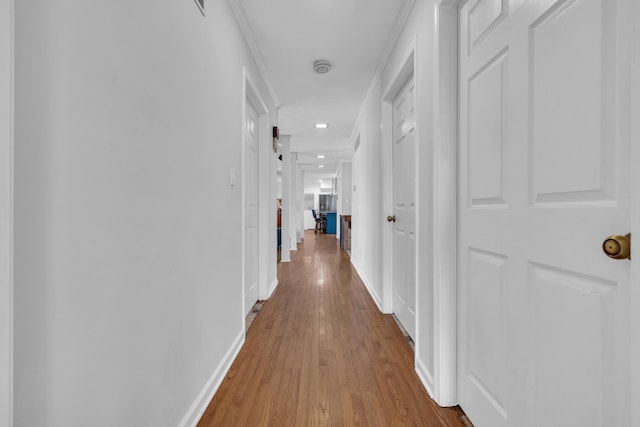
xmin=457 ymin=0 xmax=632 ymax=426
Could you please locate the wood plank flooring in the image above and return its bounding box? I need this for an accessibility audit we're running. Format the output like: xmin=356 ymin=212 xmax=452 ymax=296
xmin=198 ymin=230 xmax=467 ymax=426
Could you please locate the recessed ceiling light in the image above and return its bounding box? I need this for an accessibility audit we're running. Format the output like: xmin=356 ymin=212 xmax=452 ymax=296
xmin=317 ymin=154 xmax=325 ymax=159
xmin=318 ymin=180 xmax=323 ymax=183
xmin=315 ymin=123 xmax=329 ymax=129
xmin=318 ymin=165 xmax=324 ymax=168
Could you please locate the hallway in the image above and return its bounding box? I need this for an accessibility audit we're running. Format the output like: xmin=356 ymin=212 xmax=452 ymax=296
xmin=198 ymin=231 xmax=466 ymax=426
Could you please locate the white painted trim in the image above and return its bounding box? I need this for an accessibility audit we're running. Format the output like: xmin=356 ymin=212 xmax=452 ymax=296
xmin=416 ymin=357 xmax=435 ymax=398
xmin=630 ymin=0 xmax=640 ymax=424
xmin=227 ymin=0 xmax=279 ymax=108
xmin=430 ymin=0 xmax=461 ymax=407
xmin=267 ymin=278 xmax=278 ymax=298
xmin=350 ymin=0 xmax=417 ymax=141
xmin=0 ymin=0 xmax=13 ymax=425
xmin=179 ymin=331 xmax=245 ymax=427
xmin=257 ymin=112 xmax=271 ymax=301
xmin=381 ymin=37 xmax=417 ymax=321
xmin=380 ymin=100 xmax=394 ymax=315
xmin=242 ymin=68 xmax=270 ymax=315
xmin=351 ymin=259 xmax=385 ymax=313
xmin=289 ymin=154 xmax=298 ymax=251
xmin=279 ymin=135 xmax=291 ymax=263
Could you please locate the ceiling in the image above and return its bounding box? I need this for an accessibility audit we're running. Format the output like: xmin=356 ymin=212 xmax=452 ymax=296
xmin=238 ymin=0 xmax=412 ymax=183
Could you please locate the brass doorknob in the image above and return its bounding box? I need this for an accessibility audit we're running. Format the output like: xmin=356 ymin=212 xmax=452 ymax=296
xmin=387 ymin=215 xmax=396 ymax=222
xmin=602 ymin=233 xmax=631 ymax=260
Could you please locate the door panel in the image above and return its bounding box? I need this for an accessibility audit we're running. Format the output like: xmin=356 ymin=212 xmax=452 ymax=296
xmin=392 ymin=76 xmax=416 ymax=340
xmin=458 ymin=0 xmax=631 ymax=426
xmin=244 ymin=101 xmax=259 ymax=316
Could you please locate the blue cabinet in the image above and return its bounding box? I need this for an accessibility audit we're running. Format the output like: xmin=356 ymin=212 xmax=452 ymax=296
xmin=324 ymin=212 xmax=337 ymax=234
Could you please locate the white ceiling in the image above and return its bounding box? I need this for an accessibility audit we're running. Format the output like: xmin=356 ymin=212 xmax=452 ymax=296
xmin=238 ymin=0 xmax=411 ymax=183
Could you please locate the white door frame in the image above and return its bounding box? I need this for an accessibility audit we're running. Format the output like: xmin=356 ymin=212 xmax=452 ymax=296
xmin=431 ymin=0 xmax=461 ymax=407
xmin=630 ymin=0 xmax=640 ymax=423
xmin=0 ymin=0 xmax=13 ymax=424
xmin=381 ymin=38 xmax=416 ymax=316
xmin=241 ymin=67 xmax=269 ymax=324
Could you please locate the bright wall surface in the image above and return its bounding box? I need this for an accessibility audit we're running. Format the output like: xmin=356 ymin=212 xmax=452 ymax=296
xmin=338 ymin=162 xmax=352 ymax=216
xmin=14 ymin=1 xmax=276 ymax=426
xmin=381 ymin=0 xmax=437 ymax=392
xmin=351 ymin=0 xmax=437 ymax=395
xmin=0 ymin=0 xmax=12 ymax=424
xmin=336 ymin=162 xmax=352 ymax=241
xmin=351 ymin=83 xmax=384 ymax=308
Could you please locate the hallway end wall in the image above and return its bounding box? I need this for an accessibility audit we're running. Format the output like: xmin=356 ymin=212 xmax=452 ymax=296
xmin=14 ymin=1 xmax=276 ymax=426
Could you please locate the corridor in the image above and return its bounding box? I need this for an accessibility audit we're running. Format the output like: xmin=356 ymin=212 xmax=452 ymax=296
xmin=198 ymin=231 xmax=466 ymax=426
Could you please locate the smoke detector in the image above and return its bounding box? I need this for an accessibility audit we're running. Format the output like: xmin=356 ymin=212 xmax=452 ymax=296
xmin=313 ymin=60 xmax=332 ymax=74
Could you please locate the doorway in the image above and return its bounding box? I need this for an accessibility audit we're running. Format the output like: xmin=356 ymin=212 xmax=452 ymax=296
xmin=390 ymin=74 xmax=417 ymax=341
xmin=242 ymin=68 xmax=269 ymax=319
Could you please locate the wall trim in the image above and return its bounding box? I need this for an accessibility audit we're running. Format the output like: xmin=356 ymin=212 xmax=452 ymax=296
xmin=267 ymin=278 xmax=278 ymax=298
xmin=429 ymin=0 xmax=461 ymax=407
xmin=380 ymin=37 xmax=417 ymax=320
xmin=351 ymin=259 xmax=385 ymax=314
xmin=0 ymin=0 xmax=13 ymax=424
xmin=350 ymin=0 xmax=417 ymax=141
xmin=630 ymin=0 xmax=640 ymax=423
xmin=242 ymin=67 xmax=270 ymax=311
xmin=179 ymin=331 xmax=245 ymax=427
xmin=416 ymin=357 xmax=435 ymax=398
xmin=227 ymin=0 xmax=279 ymax=108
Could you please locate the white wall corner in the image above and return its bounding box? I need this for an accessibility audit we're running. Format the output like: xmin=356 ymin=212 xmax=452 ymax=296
xmin=0 ymin=0 xmax=13 ymax=425
xmin=416 ymin=357 xmax=435 ymax=399
xmin=630 ymin=1 xmax=640 ymax=424
xmin=178 ymin=331 xmax=245 ymax=427
xmin=227 ymin=0 xmax=279 ymax=108
xmin=267 ymin=278 xmax=278 ymax=298
xmin=430 ymin=0 xmax=460 ymax=407
xmin=351 ymin=259 xmax=386 ymax=314
xmin=279 ymin=136 xmax=291 ymax=262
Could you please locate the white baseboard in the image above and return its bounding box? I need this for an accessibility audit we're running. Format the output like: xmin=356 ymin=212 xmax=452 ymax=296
xmin=416 ymin=357 xmax=435 ymax=400
xmin=178 ymin=331 xmax=245 ymax=427
xmin=350 ymin=259 xmax=384 ymax=313
xmin=268 ymin=278 xmax=278 ymax=298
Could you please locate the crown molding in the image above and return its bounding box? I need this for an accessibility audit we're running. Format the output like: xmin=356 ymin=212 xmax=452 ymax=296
xmin=350 ymin=0 xmax=416 ymax=141
xmin=227 ymin=0 xmax=280 ymax=108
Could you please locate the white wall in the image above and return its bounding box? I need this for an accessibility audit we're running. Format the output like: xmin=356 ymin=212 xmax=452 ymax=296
xmin=13 ymin=1 xmax=276 ymax=426
xmin=351 ymin=83 xmax=384 ymax=309
xmin=279 ymin=136 xmax=291 ymax=262
xmin=0 ymin=0 xmax=13 ymax=425
xmin=336 ymin=161 xmax=352 ymax=241
xmin=381 ymin=0 xmax=436 ymax=396
xmin=339 ymin=162 xmax=352 ymax=216
xmin=289 ymin=153 xmax=298 ymax=250
xmin=296 ymin=166 xmax=304 ymax=242
xmin=351 ymin=0 xmax=440 ymax=401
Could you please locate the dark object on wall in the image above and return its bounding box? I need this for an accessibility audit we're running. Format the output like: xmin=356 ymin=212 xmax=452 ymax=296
xmin=273 ymin=126 xmax=279 ymax=153
xmin=193 ymin=0 xmax=205 ymax=15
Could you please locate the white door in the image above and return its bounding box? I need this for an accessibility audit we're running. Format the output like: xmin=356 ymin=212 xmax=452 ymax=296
xmin=458 ymin=0 xmax=632 ymax=426
xmin=392 ymin=76 xmax=416 ymax=340
xmin=244 ymin=101 xmax=259 ymax=316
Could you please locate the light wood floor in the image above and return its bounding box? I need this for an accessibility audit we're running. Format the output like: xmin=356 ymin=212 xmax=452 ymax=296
xmin=198 ymin=230 xmax=467 ymax=426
